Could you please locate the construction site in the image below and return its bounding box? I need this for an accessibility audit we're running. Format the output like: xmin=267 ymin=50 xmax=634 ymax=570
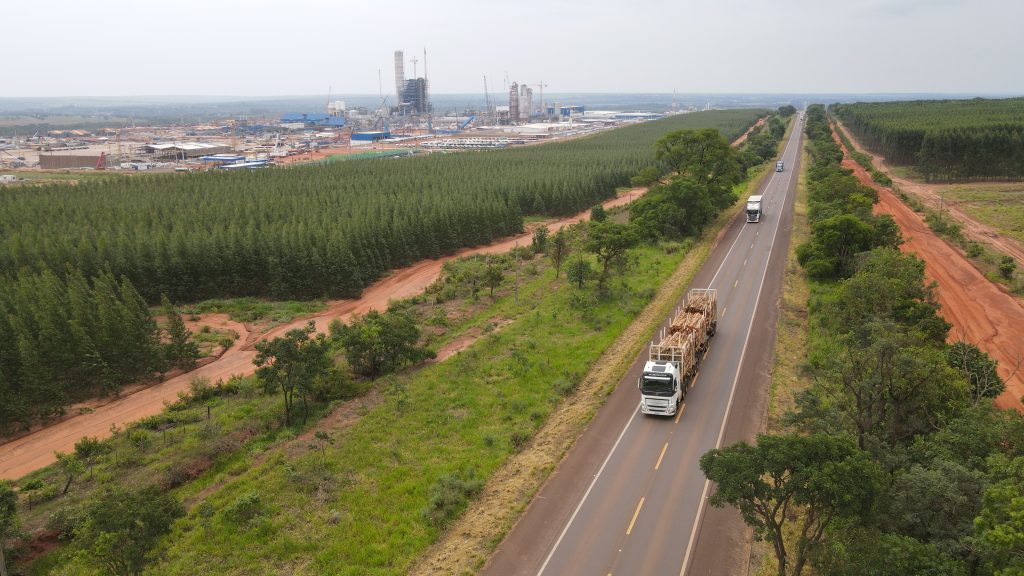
xmin=0 ymin=48 xmax=686 ymax=177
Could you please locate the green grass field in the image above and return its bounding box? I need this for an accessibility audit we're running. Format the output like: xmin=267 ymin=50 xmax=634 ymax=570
xmin=944 ymin=184 xmax=1024 ymax=244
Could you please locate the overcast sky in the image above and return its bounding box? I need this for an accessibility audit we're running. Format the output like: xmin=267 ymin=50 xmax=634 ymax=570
xmin=5 ymin=0 xmax=1023 ymax=97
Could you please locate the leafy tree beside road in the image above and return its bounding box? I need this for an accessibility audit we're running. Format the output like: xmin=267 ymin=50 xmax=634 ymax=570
xmin=700 ymin=434 xmax=881 ymax=576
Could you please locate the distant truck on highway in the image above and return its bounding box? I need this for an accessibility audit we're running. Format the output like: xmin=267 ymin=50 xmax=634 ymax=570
xmin=746 ymin=195 xmax=763 ymax=223
xmin=639 ymin=289 xmax=718 ymax=416
xmin=776 ymin=160 xmax=784 ymax=172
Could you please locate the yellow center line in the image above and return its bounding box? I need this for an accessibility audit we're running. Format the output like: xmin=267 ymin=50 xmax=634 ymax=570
xmin=655 ymin=442 xmax=669 ymax=469
xmin=721 ymin=307 xmax=727 ymax=317
xmin=675 ymin=402 xmax=686 ymax=422
xmin=733 ymin=279 xmax=738 ymax=288
xmin=626 ymin=497 xmax=645 ymax=535
xmin=743 ymin=259 xmax=747 ymax=266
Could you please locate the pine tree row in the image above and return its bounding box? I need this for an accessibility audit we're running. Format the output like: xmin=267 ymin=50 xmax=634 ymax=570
xmin=832 ymin=98 xmax=1024 ymax=180
xmin=0 ymin=268 xmax=163 ymax=432
xmin=0 ymin=110 xmax=763 ymax=304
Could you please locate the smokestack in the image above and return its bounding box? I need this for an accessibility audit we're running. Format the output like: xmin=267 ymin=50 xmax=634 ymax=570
xmin=394 ymin=50 xmax=405 ymax=106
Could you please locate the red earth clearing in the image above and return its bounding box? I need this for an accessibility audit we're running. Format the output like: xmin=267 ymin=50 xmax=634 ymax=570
xmin=831 ymin=126 xmax=1024 ymax=412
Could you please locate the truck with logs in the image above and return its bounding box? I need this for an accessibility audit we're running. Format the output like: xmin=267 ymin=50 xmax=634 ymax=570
xmin=638 ymin=288 xmax=718 ymax=416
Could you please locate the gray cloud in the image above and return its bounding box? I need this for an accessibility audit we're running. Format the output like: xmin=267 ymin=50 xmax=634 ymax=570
xmin=2 ymin=0 xmax=1022 ymax=96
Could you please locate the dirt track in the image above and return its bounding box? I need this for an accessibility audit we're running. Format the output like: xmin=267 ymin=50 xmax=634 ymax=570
xmin=836 ymin=121 xmax=1024 ymax=267
xmin=0 ymin=191 xmax=644 ymax=480
xmin=831 ymin=127 xmax=1024 ymax=412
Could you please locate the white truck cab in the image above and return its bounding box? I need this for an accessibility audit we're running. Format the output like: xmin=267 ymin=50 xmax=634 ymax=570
xmin=638 ymin=360 xmax=684 ymax=416
xmin=746 ymin=195 xmax=763 ymax=223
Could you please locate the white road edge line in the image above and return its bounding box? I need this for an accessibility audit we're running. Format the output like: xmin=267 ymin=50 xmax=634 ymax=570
xmin=537 ymin=403 xmax=640 ymax=575
xmin=678 ymin=126 xmax=799 ymax=576
xmin=537 ymin=128 xmax=786 ymax=576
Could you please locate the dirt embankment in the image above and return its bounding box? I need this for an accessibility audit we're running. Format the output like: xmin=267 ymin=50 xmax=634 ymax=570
xmin=731 ymin=116 xmax=767 ymax=147
xmin=835 ymin=120 xmax=1024 ymax=268
xmin=831 ymin=127 xmax=1024 ymax=412
xmin=0 ymin=190 xmax=647 ymax=480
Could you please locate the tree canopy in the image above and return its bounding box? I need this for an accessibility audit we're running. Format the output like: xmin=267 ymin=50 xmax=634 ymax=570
xmin=700 ymin=433 xmax=881 ymax=576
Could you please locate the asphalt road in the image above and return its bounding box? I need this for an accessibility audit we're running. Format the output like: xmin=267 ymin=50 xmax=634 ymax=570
xmin=483 ymin=118 xmax=803 ymax=576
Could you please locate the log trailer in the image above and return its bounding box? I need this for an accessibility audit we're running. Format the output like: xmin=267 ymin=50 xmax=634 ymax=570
xmin=639 ymin=289 xmax=718 ymax=416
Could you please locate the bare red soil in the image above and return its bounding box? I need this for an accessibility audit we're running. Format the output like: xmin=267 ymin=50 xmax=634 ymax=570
xmin=832 ymin=127 xmax=1024 ymax=412
xmin=836 ymin=121 xmax=1024 ymax=268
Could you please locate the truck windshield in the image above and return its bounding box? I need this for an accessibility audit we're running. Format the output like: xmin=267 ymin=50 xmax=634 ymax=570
xmin=641 ymin=374 xmax=674 ymax=396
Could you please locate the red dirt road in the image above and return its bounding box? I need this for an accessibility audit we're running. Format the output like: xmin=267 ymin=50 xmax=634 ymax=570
xmin=0 ymin=191 xmax=643 ymax=480
xmin=832 ymin=128 xmax=1024 ymax=412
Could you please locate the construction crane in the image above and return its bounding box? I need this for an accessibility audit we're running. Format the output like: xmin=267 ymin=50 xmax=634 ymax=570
xmin=483 ymin=75 xmax=492 ymax=124
xmin=372 ymin=96 xmax=390 ymax=132
xmin=531 ymin=81 xmax=548 ymax=119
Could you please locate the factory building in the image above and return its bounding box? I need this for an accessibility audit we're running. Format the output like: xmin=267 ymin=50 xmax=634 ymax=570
xmin=546 ymin=105 xmax=585 ymax=119
xmin=401 ymin=78 xmax=430 ymax=115
xmin=279 ymin=113 xmax=346 ymax=128
xmin=39 ymin=153 xmax=109 ymax=169
xmin=507 ymin=82 xmax=534 ymax=124
xmin=143 ymin=142 xmax=232 ymax=159
xmin=519 ymin=84 xmax=533 ymax=122
xmin=394 ymin=50 xmax=405 ymax=106
xmin=509 ymin=83 xmax=520 ymax=123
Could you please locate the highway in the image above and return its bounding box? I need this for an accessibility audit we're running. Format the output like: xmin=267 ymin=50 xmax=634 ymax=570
xmin=482 ymin=116 xmax=803 ymax=576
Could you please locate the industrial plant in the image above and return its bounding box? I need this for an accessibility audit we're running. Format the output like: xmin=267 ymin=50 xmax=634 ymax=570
xmin=1 ymin=48 xmax=691 ymax=178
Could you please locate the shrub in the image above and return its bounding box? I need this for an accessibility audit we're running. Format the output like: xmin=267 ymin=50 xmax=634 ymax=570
xmin=421 ymin=470 xmax=484 ymax=529
xmin=999 ymin=256 xmax=1017 ymax=280
xmin=225 ymin=491 xmax=263 ymax=525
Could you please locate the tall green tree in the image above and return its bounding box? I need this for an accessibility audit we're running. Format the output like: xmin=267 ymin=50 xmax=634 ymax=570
xmin=55 ymin=451 xmax=84 ymax=496
xmin=0 ymin=481 xmax=16 ymax=576
xmin=161 ymin=294 xmax=198 ymax=371
xmin=330 ymin=310 xmax=434 ymax=379
xmin=585 ymin=221 xmax=640 ymax=288
xmin=975 ymin=453 xmax=1024 ymax=575
xmin=629 ymin=177 xmax=720 ymax=241
xmin=700 ymin=433 xmax=882 ymax=576
xmin=75 ymin=485 xmax=184 ymax=576
xmin=655 ymin=128 xmax=742 ymax=198
xmin=484 ymin=261 xmax=504 ymax=298
xmin=254 ymin=322 xmax=334 ymax=425
xmin=946 ymin=341 xmax=1005 ymax=404
xmin=549 ymin=227 xmax=570 ymax=279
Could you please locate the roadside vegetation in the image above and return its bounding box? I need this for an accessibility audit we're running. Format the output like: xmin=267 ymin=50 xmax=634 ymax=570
xmin=703 ymin=104 xmax=1024 ymax=576
xmin=2 ymin=111 xmax=786 ymax=575
xmin=833 ymin=97 xmax=1024 ymax=181
xmin=832 ymin=120 xmax=1024 ymax=296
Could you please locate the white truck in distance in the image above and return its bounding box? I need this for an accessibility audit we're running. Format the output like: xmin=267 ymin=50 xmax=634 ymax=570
xmin=639 ymin=289 xmax=718 ymax=416
xmin=746 ymin=195 xmax=763 ymax=223
xmin=776 ymin=160 xmax=784 ymax=172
